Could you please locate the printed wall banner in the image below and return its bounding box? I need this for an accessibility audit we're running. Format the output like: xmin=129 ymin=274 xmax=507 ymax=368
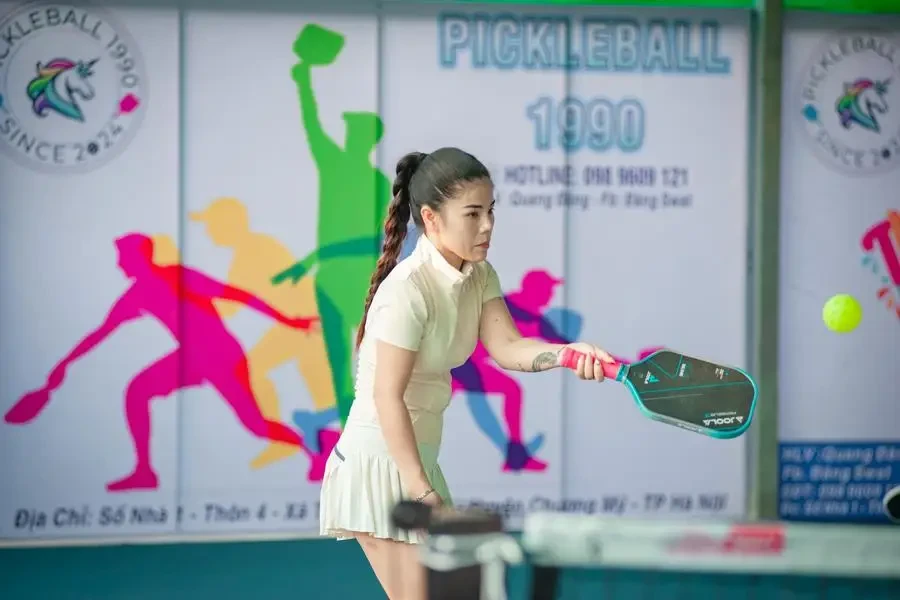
xmin=384 ymin=3 xmax=751 ymax=525
xmin=0 ymin=0 xmax=180 ymax=539
xmin=559 ymin=4 xmax=750 ymax=521
xmin=178 ymin=8 xmax=380 ymax=534
xmin=1 ymin=0 xmax=752 ymax=541
xmin=778 ymin=12 xmax=900 ymax=524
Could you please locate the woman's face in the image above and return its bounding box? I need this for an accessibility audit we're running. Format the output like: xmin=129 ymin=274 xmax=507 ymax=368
xmin=422 ymin=178 xmax=495 ymax=269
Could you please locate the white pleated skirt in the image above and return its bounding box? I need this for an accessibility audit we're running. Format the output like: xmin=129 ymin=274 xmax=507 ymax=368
xmin=319 ymin=422 xmax=452 ymax=544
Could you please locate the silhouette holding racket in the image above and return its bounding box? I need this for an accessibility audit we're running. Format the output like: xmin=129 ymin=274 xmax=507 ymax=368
xmin=273 ymin=23 xmax=392 ymax=428
xmin=4 ymin=233 xmax=322 ymax=491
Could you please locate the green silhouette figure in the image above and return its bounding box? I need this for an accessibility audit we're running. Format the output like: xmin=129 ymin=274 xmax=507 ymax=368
xmin=272 ymin=24 xmax=392 ymax=427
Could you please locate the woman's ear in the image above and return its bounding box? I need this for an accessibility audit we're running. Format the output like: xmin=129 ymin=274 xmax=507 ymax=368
xmin=420 ymin=205 xmax=438 ymax=232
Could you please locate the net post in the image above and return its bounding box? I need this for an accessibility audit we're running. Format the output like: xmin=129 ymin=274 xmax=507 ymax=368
xmin=747 ymin=0 xmax=784 ymax=521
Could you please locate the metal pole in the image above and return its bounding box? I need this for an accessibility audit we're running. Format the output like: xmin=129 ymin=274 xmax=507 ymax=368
xmin=748 ymin=0 xmax=784 ymax=521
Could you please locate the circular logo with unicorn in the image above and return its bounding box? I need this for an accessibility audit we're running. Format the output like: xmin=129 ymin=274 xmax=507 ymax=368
xmin=797 ymin=30 xmax=900 ymax=176
xmin=0 ymin=2 xmax=147 ymax=173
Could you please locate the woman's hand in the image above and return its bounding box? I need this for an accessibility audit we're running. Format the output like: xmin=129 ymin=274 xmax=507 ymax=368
xmin=562 ymin=342 xmax=615 ymax=382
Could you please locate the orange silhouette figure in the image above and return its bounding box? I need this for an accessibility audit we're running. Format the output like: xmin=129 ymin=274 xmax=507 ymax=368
xmin=190 ymin=198 xmax=340 ymax=468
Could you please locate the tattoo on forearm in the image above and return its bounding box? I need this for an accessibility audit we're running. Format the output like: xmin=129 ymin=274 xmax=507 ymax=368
xmin=530 ymin=351 xmax=558 ymax=372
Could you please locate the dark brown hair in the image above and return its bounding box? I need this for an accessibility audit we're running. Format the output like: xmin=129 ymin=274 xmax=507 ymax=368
xmin=355 ymin=147 xmax=491 ymax=348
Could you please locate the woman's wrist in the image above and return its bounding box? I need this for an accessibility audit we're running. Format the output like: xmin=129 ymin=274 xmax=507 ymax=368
xmin=414 ymin=487 xmax=436 ymax=502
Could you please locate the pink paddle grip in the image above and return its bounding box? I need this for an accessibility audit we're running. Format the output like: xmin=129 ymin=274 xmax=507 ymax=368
xmin=559 ymin=347 xmax=620 ymax=379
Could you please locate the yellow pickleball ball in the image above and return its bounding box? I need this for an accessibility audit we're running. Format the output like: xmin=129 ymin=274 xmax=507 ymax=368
xmin=822 ymin=294 xmax=862 ymax=333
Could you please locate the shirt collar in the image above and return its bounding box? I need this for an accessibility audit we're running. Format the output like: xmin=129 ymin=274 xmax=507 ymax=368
xmin=416 ymin=234 xmax=474 ymax=286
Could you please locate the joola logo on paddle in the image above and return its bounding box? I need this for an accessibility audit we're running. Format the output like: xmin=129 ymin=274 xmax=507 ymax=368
xmin=0 ymin=2 xmax=147 ymax=173
xmin=796 ymin=31 xmax=900 ymax=176
xmin=703 ymin=416 xmax=743 ymax=427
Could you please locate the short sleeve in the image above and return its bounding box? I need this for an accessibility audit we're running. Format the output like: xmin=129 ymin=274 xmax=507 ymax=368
xmin=367 ymin=278 xmax=428 ymax=351
xmin=481 ymin=261 xmax=503 ymax=304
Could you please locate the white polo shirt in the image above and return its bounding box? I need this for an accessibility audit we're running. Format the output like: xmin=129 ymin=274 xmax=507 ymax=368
xmin=347 ymin=233 xmax=503 ymax=446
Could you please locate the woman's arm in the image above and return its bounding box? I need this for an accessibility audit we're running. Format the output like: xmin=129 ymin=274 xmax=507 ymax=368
xmin=372 ymin=341 xmax=432 ymax=498
xmin=479 ymin=297 xmax=566 ymax=372
xmin=366 ymin=278 xmax=437 ymax=501
xmin=478 ymin=263 xmax=612 ymax=378
xmin=480 ymin=297 xmax=615 ymax=380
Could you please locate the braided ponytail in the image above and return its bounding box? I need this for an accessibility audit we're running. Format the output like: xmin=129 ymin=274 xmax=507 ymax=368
xmin=355 ymin=151 xmax=427 ymax=349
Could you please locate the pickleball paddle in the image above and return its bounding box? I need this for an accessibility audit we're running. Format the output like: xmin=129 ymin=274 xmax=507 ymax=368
xmin=559 ymin=348 xmax=757 ymax=439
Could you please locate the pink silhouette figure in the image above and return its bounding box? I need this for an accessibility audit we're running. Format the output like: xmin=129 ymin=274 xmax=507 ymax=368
xmin=4 ymin=233 xmax=333 ymax=492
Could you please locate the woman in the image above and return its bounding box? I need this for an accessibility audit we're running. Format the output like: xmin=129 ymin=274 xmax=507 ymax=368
xmin=318 ymin=147 xmax=613 ymax=599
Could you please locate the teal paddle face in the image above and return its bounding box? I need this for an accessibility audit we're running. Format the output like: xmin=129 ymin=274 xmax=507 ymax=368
xmin=620 ymin=350 xmax=757 ymax=439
